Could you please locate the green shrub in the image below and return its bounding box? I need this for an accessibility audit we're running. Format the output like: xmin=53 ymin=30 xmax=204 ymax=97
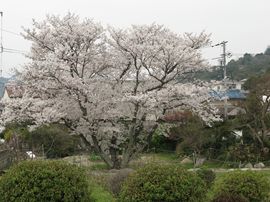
xmin=89 ymin=153 xmax=102 ymax=161
xmin=119 ymin=164 xmax=207 ymax=202
xmin=196 ymin=168 xmax=216 ymax=188
xmin=0 ymin=160 xmax=93 ymax=202
xmin=213 ymin=171 xmax=270 ymax=202
xmin=211 ymin=192 xmax=248 ymax=202
xmin=30 ymin=124 xmax=79 ymax=158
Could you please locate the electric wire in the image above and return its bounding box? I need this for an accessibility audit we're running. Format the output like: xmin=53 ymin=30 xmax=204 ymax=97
xmin=3 ymin=47 xmax=27 ymax=54
xmin=2 ymin=29 xmax=22 ymax=37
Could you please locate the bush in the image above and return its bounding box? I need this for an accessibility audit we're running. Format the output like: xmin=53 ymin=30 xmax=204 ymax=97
xmin=212 ymin=193 xmax=248 ymax=202
xmin=0 ymin=160 xmax=92 ymax=202
xmin=119 ymin=164 xmax=207 ymax=202
xmin=30 ymin=124 xmax=79 ymax=158
xmin=213 ymin=171 xmax=270 ymax=202
xmin=196 ymin=169 xmax=216 ymax=188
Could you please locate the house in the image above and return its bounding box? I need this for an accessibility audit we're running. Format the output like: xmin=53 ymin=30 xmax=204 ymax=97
xmin=209 ymin=80 xmax=247 ymax=118
xmin=210 ymin=79 xmax=246 ymax=91
xmin=1 ymin=82 xmax=24 ymax=101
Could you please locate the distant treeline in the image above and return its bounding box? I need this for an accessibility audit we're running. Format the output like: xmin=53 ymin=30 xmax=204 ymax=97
xmin=196 ymin=47 xmax=270 ymax=81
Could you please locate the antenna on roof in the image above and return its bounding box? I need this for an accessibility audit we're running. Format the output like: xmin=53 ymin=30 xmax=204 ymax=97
xmin=0 ymin=11 xmax=3 ymax=77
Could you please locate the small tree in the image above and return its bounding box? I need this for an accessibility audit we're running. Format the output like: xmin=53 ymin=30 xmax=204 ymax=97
xmin=238 ymin=72 xmax=270 ymax=153
xmin=167 ymin=111 xmax=210 ymax=156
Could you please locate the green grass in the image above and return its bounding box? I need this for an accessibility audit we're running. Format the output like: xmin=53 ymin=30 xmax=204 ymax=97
xmin=200 ymin=160 xmax=233 ymax=169
xmin=137 ymin=153 xmax=237 ymax=169
xmin=90 ymin=183 xmax=115 ymax=202
xmin=151 ymin=152 xmax=179 ymax=161
xmin=87 ymin=173 xmax=115 ymax=202
xmin=89 ymin=153 xmax=102 ymax=161
xmin=89 ymin=163 xmax=109 ymax=171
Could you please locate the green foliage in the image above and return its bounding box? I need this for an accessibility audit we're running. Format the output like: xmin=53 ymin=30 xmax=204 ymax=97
xmin=119 ymin=164 xmax=207 ymax=202
xmin=169 ymin=113 xmax=212 ymax=156
xmin=30 ymin=124 xmax=79 ymax=158
xmin=1 ymin=121 xmax=31 ymax=142
xmin=149 ymin=124 xmax=176 ymax=152
xmin=89 ymin=153 xmax=102 ymax=161
xmin=227 ymin=143 xmax=259 ymax=163
xmin=236 ymin=72 xmax=270 ymax=157
xmin=0 ymin=160 xmax=93 ymax=202
xmin=213 ymin=171 xmax=270 ymax=202
xmin=196 ymin=169 xmax=216 ymax=188
xmin=204 ymin=119 xmax=242 ymax=160
xmin=1 ymin=123 xmax=79 ymax=159
xmin=211 ymin=193 xmax=248 ymax=202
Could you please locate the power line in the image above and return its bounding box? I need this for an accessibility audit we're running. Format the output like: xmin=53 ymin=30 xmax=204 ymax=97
xmin=3 ymin=50 xmax=26 ymax=55
xmin=0 ymin=12 xmax=28 ymax=76
xmin=2 ymin=29 xmax=22 ymax=37
xmin=3 ymin=47 xmax=27 ymax=54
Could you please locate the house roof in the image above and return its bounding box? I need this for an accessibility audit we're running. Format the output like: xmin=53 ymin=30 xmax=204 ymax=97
xmin=5 ymin=84 xmax=24 ymax=98
xmin=210 ymin=89 xmax=246 ymax=100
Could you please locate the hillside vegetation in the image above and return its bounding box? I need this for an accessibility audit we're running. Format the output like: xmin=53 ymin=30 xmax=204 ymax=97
xmin=196 ymin=47 xmax=270 ymax=81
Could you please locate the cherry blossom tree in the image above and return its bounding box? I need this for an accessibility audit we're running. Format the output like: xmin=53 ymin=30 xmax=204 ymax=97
xmin=1 ymin=14 xmax=218 ymax=168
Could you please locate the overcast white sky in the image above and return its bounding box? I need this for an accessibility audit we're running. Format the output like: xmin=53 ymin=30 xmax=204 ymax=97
xmin=1 ymin=0 xmax=270 ymax=77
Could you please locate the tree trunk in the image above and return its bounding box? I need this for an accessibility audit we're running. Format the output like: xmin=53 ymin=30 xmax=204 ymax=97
xmin=109 ymin=137 xmax=121 ymax=169
xmin=246 ymin=124 xmax=264 ymax=149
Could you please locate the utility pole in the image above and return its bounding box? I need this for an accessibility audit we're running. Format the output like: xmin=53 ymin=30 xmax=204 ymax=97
xmin=221 ymin=41 xmax=228 ymax=119
xmin=212 ymin=41 xmax=228 ymax=119
xmin=0 ymin=11 xmax=3 ymax=77
xmin=221 ymin=41 xmax=228 ymax=80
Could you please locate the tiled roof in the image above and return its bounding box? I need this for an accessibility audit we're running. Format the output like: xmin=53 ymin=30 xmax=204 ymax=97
xmin=210 ymin=89 xmax=246 ymax=100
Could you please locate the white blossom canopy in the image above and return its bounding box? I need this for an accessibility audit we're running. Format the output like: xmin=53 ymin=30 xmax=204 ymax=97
xmin=0 ymin=13 xmax=219 ymax=168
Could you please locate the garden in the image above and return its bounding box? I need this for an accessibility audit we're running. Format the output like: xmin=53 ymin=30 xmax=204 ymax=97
xmin=1 ymin=153 xmax=270 ymax=202
xmin=1 ymin=13 xmax=270 ymax=202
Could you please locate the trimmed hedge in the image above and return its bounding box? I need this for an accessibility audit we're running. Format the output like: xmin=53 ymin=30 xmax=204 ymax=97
xmin=196 ymin=168 xmax=216 ymax=188
xmin=119 ymin=164 xmax=207 ymax=202
xmin=213 ymin=170 xmax=270 ymax=202
xmin=0 ymin=160 xmax=92 ymax=202
xmin=212 ymin=192 xmax=248 ymax=202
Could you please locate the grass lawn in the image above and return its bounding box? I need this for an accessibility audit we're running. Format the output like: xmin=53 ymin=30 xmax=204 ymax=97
xmin=129 ymin=152 xmax=238 ymax=169
xmin=90 ymin=182 xmax=115 ymax=202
